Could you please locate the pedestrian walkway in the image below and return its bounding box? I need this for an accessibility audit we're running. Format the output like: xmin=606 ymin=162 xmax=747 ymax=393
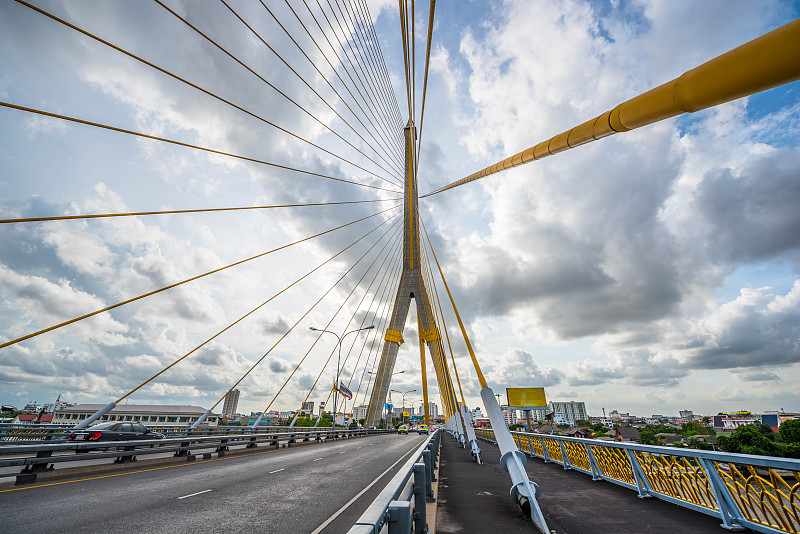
xmin=435 ymin=433 xmax=726 ymax=533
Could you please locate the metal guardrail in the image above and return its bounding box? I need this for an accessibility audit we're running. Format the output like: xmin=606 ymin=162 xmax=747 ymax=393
xmin=348 ymin=429 xmax=441 ymax=534
xmin=0 ymin=423 xmax=364 ymax=442
xmin=0 ymin=425 xmax=391 ymax=485
xmin=475 ymin=428 xmax=800 ymax=534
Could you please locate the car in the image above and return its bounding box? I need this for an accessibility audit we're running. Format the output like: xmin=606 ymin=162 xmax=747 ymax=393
xmin=418 ymin=425 xmax=429 ymax=435
xmin=67 ymin=421 xmax=165 ymax=445
xmin=348 ymin=422 xmax=359 ymax=430
xmin=398 ymin=425 xmax=408 ymax=434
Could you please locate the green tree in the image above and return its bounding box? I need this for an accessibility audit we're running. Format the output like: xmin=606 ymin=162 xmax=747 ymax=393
xmin=778 ymin=419 xmax=800 ymax=444
xmin=590 ymin=423 xmax=608 ymax=433
xmin=575 ymin=419 xmax=591 ymax=427
xmin=717 ymin=424 xmax=781 ymax=457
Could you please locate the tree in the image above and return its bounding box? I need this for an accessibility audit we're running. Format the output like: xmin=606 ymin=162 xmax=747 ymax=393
xmin=778 ymin=419 xmax=800 ymax=444
xmin=717 ymin=424 xmax=781 ymax=457
xmin=575 ymin=419 xmax=591 ymax=427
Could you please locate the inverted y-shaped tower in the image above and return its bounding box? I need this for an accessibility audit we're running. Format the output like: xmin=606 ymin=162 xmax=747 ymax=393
xmin=365 ymin=121 xmax=458 ymax=427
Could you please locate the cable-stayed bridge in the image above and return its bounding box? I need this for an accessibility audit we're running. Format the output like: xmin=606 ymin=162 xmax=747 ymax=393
xmin=1 ymin=1 xmax=800 ymax=532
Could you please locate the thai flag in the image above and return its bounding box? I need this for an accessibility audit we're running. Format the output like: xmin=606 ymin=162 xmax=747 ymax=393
xmin=338 ymin=381 xmax=353 ymax=400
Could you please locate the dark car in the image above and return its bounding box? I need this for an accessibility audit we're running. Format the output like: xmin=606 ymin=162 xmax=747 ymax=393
xmin=348 ymin=422 xmax=359 ymax=430
xmin=68 ymin=421 xmax=165 ymax=444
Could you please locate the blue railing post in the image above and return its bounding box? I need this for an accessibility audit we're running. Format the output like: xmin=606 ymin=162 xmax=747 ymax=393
xmin=386 ymin=500 xmax=413 ymax=533
xmin=583 ymin=442 xmax=603 ymax=480
xmin=697 ymin=457 xmax=746 ymax=531
xmin=624 ymin=449 xmax=652 ymax=499
xmin=422 ymin=449 xmax=435 ymax=501
xmin=413 ymin=463 xmax=428 ymax=534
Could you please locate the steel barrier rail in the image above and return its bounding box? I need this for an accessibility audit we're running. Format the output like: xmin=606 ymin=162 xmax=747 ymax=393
xmin=475 ymin=428 xmax=800 ymax=534
xmin=0 ymin=427 xmax=390 ymax=484
xmin=348 ymin=429 xmax=441 ymax=534
xmin=0 ymin=423 xmax=368 ymax=443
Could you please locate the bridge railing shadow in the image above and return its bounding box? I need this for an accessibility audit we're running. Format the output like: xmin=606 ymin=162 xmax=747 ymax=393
xmin=475 ymin=428 xmax=800 ymax=534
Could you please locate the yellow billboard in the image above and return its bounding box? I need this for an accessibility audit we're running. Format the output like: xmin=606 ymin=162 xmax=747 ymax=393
xmin=506 ymin=387 xmax=547 ymax=409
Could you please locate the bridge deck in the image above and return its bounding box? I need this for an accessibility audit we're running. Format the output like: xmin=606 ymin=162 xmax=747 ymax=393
xmin=435 ymin=434 xmax=726 ymax=533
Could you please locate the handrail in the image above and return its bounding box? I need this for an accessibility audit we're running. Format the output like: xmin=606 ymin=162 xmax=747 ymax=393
xmin=475 ymin=428 xmax=800 ymax=534
xmin=348 ymin=429 xmax=441 ymax=533
xmin=0 ymin=427 xmax=390 ymax=485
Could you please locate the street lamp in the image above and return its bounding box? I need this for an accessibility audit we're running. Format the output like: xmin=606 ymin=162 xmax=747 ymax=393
xmin=310 ymin=324 xmax=374 ymax=428
xmin=391 ymin=389 xmax=416 ymax=426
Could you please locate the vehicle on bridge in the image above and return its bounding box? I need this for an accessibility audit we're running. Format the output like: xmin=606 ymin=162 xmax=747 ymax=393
xmin=67 ymin=421 xmax=165 ymax=446
xmin=398 ymin=425 xmax=408 ymax=434
xmin=418 ymin=425 xmax=428 ymax=435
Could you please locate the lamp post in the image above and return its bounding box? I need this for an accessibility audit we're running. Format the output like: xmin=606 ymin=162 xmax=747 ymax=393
xmin=310 ymin=324 xmax=374 ymax=428
xmin=391 ymin=389 xmax=416 ymax=426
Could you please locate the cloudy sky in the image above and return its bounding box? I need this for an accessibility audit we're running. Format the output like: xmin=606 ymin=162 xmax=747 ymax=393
xmin=1 ymin=0 xmax=798 ymax=420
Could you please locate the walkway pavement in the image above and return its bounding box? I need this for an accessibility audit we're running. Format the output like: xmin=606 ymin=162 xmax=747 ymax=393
xmin=435 ymin=434 xmax=727 ymax=533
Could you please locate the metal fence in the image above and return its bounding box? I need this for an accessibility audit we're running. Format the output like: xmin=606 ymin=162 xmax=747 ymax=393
xmin=475 ymin=428 xmax=800 ymax=534
xmin=0 ymin=424 xmax=390 ymax=485
xmin=348 ymin=429 xmax=441 ymax=534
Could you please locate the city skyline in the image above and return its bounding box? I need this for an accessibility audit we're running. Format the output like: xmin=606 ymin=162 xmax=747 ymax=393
xmin=1 ymin=1 xmax=799 ymax=416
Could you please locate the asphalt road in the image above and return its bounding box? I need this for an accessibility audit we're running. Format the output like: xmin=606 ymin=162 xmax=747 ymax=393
xmin=0 ymin=433 xmax=428 ymax=534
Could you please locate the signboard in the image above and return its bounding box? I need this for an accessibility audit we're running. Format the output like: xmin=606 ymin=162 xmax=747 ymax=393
xmin=385 ymin=403 xmax=393 ymax=410
xmin=506 ymin=387 xmax=547 ymax=410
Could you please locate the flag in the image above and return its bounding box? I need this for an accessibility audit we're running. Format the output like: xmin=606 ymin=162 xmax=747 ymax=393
xmin=338 ymin=381 xmax=353 ymax=400
xmin=403 ymin=411 xmax=409 ymax=417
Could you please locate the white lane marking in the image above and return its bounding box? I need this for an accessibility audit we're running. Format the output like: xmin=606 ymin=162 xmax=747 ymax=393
xmin=309 ymin=442 xmax=422 ymax=534
xmin=269 ymin=468 xmax=285 ymax=474
xmin=312 ymin=457 xmax=323 ymax=462
xmin=177 ymin=489 xmax=212 ymax=500
xmin=339 ymin=451 xmax=345 ymax=454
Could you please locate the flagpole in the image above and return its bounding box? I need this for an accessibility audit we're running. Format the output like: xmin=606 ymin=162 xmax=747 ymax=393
xmin=310 ymin=324 xmax=375 ymax=427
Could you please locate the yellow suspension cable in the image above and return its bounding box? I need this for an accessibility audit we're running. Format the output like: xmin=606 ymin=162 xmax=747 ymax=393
xmin=339 ymin=0 xmax=405 ymax=139
xmin=355 ymin=0 xmax=405 ymax=126
xmin=0 ymin=205 xmax=400 ymax=351
xmin=0 ymin=102 xmax=401 ymax=194
xmin=259 ymin=0 xmax=405 ymax=171
xmin=424 ymin=17 xmax=800 ymax=197
xmin=323 ymin=0 xmax=401 ymax=159
xmin=352 ymin=247 xmax=405 ymax=417
xmin=282 ymin=228 xmax=402 ymax=419
xmin=117 ymin=214 xmax=402 ymax=403
xmin=212 ymin=211 xmax=403 ymax=411
xmin=0 ymin=198 xmax=401 ymax=225
xmin=299 ymin=0 xmax=401 ymax=146
xmin=259 ymin=222 xmax=402 ymax=414
xmin=416 ymin=0 xmax=435 ymax=167
xmin=203 ymin=0 xmax=404 ymax=182
xmin=421 ymin=227 xmax=467 ymax=408
xmin=15 ymin=0 xmax=396 ymax=187
xmin=420 ymin=218 xmax=487 ymax=388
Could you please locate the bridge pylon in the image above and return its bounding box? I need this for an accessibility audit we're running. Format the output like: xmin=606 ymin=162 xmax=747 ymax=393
xmin=365 ymin=121 xmax=458 ymax=427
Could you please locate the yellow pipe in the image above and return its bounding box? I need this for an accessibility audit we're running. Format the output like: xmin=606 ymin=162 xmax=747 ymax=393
xmin=424 ymin=17 xmax=800 ymax=197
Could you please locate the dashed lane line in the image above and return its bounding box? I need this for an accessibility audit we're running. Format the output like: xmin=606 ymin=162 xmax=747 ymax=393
xmin=178 ymin=489 xmax=212 ymax=500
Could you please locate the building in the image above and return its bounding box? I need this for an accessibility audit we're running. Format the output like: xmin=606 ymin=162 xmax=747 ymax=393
xmin=12 ymin=413 xmax=54 ymax=424
xmin=222 ymin=389 xmax=240 ymax=418
xmin=54 ymin=404 xmax=218 ymax=426
xmin=548 ymin=401 xmax=588 ymax=425
xmin=419 ymin=402 xmax=439 ymax=418
xmin=302 ymin=401 xmax=314 ymax=414
xmin=352 ymin=405 xmax=369 ymax=421
xmin=501 ymin=406 xmax=517 ymax=425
